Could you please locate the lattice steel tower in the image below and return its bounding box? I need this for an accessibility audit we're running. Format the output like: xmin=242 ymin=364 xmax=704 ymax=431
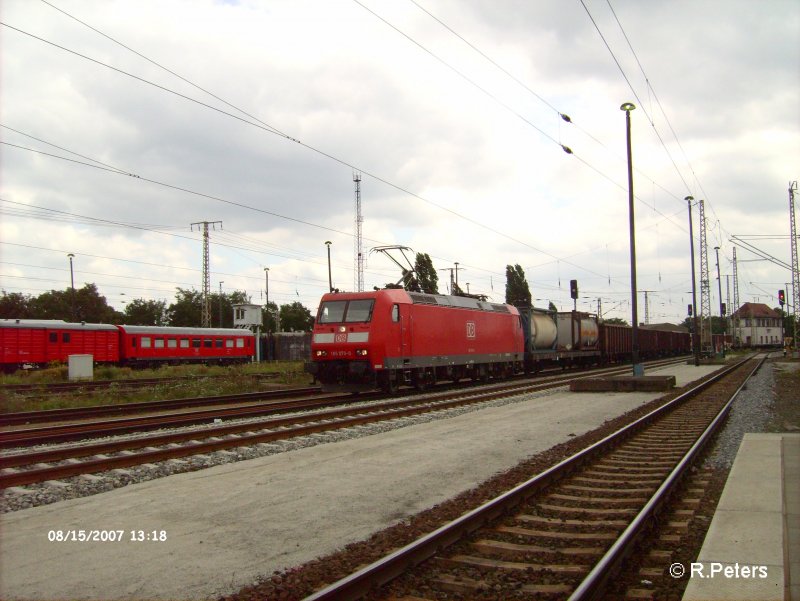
xmin=191 ymin=220 xmax=222 ymax=328
xmin=732 ymin=247 xmax=740 ymax=345
xmin=354 ymin=171 xmax=364 ymax=292
xmin=698 ymin=200 xmax=712 ymax=354
xmin=790 ymin=181 xmax=799 ymax=349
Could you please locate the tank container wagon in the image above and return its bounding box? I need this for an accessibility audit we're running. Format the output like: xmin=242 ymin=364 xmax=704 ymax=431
xmin=306 ymin=289 xmax=525 ymax=392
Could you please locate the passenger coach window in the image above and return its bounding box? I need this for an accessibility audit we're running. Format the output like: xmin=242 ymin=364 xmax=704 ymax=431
xmin=215 ymin=339 xmax=223 ymax=348
xmin=167 ymin=339 xmax=177 ymax=349
xmin=192 ymin=339 xmax=201 ymax=348
xmin=49 ymin=333 xmax=57 ymax=343
xmin=141 ymin=337 xmax=151 ymax=348
xmin=155 ymin=338 xmax=165 ymax=349
xmin=236 ymin=339 xmax=244 ymax=348
xmin=179 ymin=339 xmax=189 ymax=348
xmin=226 ymin=340 xmax=234 ymax=348
xmin=345 ymin=300 xmax=375 ymax=323
xmin=319 ymin=301 xmax=347 ymax=324
xmin=62 ymin=333 xmax=71 ymax=343
xmin=204 ymin=339 xmax=212 ymax=348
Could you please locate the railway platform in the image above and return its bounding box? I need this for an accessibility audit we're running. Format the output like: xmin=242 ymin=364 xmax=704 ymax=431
xmin=682 ymin=433 xmax=800 ymax=601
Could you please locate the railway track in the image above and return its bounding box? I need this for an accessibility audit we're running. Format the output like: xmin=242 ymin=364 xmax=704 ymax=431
xmin=297 ymin=355 xmax=763 ymax=601
xmin=0 ymin=373 xmax=279 ymax=397
xmin=0 ymin=358 xmax=687 ymax=490
xmin=0 ymin=385 xmax=324 ymax=426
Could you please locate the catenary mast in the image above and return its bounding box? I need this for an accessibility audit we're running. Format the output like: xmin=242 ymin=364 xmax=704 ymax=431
xmin=191 ymin=220 xmax=222 ymax=328
xmin=354 ymin=171 xmax=364 ymax=292
xmin=698 ymin=200 xmax=712 ymax=354
xmin=790 ymin=181 xmax=799 ymax=352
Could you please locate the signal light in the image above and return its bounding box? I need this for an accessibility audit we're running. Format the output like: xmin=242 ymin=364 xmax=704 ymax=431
xmin=570 ymin=279 xmax=578 ymax=300
xmin=779 ymin=289 xmax=785 ymax=306
xmin=687 ymin=304 xmax=693 ymax=316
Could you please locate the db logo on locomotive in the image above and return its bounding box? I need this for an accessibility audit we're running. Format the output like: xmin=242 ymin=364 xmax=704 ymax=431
xmin=466 ymin=321 xmax=476 ymax=339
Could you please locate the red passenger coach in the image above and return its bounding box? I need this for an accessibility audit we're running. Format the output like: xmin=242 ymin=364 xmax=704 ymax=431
xmin=0 ymin=319 xmax=120 ymax=371
xmin=117 ymin=326 xmax=254 ymax=366
xmin=306 ymin=289 xmax=525 ymax=392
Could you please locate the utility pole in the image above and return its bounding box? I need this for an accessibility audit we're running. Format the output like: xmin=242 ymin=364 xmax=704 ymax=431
xmin=354 ymin=171 xmax=364 ymax=292
xmin=191 ymin=220 xmax=222 ymax=328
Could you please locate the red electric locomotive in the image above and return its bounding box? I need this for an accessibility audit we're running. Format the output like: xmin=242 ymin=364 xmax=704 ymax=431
xmin=306 ymin=289 xmax=525 ymax=392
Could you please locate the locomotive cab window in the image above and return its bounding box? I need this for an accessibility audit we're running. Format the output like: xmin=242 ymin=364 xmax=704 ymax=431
xmin=344 ymin=299 xmax=375 ymax=323
xmin=391 ymin=304 xmax=400 ymax=322
xmin=319 ymin=301 xmax=347 ymax=324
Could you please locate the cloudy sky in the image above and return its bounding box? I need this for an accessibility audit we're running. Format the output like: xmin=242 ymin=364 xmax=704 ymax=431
xmin=1 ymin=0 xmax=798 ymax=324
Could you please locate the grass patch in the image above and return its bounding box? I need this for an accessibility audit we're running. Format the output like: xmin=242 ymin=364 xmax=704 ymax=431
xmin=0 ymin=361 xmax=311 ymax=413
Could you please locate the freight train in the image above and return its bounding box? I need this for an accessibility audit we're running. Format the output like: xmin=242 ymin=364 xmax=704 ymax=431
xmin=305 ymin=289 xmax=691 ymax=392
xmin=0 ymin=319 xmax=255 ymax=372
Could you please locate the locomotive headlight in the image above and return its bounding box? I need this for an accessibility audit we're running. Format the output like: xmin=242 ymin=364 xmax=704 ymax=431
xmin=355 ymin=349 xmax=368 ymax=356
xmin=315 ymin=350 xmax=328 ymax=357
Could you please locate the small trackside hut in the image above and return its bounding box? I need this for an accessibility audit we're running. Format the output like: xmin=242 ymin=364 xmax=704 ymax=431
xmin=306 ymin=289 xmax=525 ymax=393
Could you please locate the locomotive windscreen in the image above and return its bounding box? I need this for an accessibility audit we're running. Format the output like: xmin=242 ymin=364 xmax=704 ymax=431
xmin=318 ymin=299 xmax=375 ymax=324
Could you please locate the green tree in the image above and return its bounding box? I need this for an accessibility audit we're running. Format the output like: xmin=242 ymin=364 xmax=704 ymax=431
xmin=262 ymin=301 xmax=279 ymax=332
xmin=415 ymin=253 xmax=439 ymax=295
xmin=505 ymin=264 xmax=532 ymax=306
xmin=602 ymin=317 xmax=629 ymax=326
xmin=0 ymin=291 xmax=34 ymax=318
xmin=168 ymin=288 xmax=203 ymax=327
xmin=279 ymin=301 xmax=313 ymax=332
xmin=29 ymin=284 xmax=120 ymax=322
xmin=124 ymin=299 xmax=169 ymax=326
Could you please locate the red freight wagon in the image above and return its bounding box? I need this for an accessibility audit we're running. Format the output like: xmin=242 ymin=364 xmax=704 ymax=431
xmin=306 ymin=289 xmax=524 ymax=392
xmin=116 ymin=325 xmax=254 ymax=366
xmin=0 ymin=319 xmax=120 ymax=371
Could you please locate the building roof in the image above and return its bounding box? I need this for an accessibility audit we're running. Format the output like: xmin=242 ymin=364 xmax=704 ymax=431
xmin=731 ymin=302 xmax=781 ymax=319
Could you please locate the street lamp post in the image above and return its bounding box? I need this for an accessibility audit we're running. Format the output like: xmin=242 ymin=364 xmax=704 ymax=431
xmin=264 ymin=267 xmax=270 ymax=332
xmin=325 ymin=241 xmax=333 ymax=293
xmin=687 ymin=196 xmax=700 ymax=366
xmin=67 ymin=253 xmax=75 ymax=322
xmin=621 ymin=102 xmax=642 ymax=376
xmin=219 ymin=281 xmax=224 ymax=327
